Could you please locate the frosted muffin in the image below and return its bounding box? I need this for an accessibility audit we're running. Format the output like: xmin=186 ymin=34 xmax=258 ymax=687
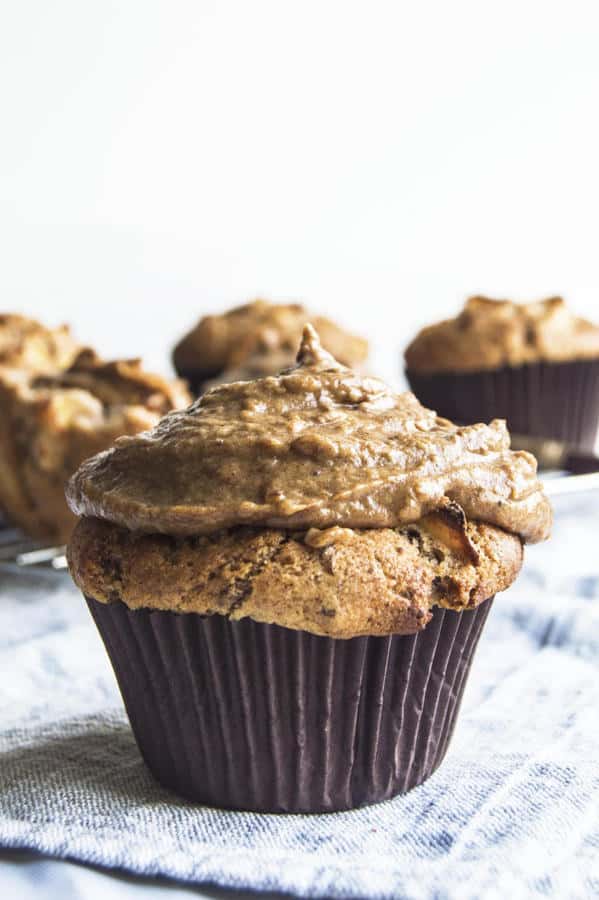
xmin=405 ymin=296 xmax=599 ymax=449
xmin=68 ymin=326 xmax=551 ymax=813
xmin=0 ymin=349 xmax=190 ymax=543
xmin=172 ymin=298 xmax=368 ymax=393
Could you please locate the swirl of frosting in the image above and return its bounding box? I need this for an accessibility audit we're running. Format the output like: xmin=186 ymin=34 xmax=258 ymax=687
xmin=67 ymin=325 xmax=552 ymax=543
xmin=405 ymin=296 xmax=599 ymax=373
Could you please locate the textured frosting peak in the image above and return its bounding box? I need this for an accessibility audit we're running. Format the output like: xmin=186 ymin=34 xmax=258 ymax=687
xmin=68 ymin=328 xmax=552 ymax=543
xmin=405 ymin=295 xmax=599 ymax=373
xmin=294 ymin=322 xmax=340 ymax=370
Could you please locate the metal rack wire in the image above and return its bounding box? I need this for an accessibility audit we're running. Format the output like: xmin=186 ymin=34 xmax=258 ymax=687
xmin=0 ymin=519 xmax=66 ymax=571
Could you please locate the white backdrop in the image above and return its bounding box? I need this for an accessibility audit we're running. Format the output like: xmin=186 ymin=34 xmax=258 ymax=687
xmin=2 ymin=0 xmax=599 ymax=385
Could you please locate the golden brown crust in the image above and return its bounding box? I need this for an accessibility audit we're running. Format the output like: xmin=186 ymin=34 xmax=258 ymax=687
xmin=68 ymin=513 xmax=523 ymax=638
xmin=405 ymin=296 xmax=599 ymax=374
xmin=36 ymin=349 xmax=191 ymax=412
xmin=0 ymin=354 xmax=190 ymax=542
xmin=172 ymin=298 xmax=368 ymax=378
xmin=0 ymin=314 xmax=80 ymax=375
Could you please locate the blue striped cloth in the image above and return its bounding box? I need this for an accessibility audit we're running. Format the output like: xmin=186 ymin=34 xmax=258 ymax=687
xmin=0 ymin=492 xmax=598 ymax=899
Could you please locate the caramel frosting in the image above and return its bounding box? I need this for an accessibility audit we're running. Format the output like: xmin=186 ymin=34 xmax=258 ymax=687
xmin=0 ymin=314 xmax=80 ymax=375
xmin=68 ymin=325 xmax=551 ymax=544
xmin=405 ymin=296 xmax=599 ymax=374
xmin=173 ymin=298 xmax=368 ymax=377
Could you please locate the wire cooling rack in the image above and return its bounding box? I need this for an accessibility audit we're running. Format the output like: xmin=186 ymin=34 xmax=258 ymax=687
xmin=0 ymin=519 xmax=67 ymax=572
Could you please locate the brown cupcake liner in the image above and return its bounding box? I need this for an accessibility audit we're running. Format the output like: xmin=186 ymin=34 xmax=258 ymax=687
xmin=86 ymin=597 xmax=493 ymax=813
xmin=172 ymin=366 xmax=211 ymax=397
xmin=406 ymin=359 xmax=599 ymax=450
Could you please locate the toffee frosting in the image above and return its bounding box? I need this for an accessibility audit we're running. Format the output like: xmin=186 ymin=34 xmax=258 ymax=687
xmin=68 ymin=325 xmax=551 ymax=544
xmin=405 ymin=296 xmax=599 ymax=374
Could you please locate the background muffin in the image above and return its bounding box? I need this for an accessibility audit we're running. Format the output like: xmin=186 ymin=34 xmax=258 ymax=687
xmin=0 ymin=349 xmax=190 ymax=543
xmin=405 ymin=295 xmax=599 ymax=450
xmin=67 ymin=326 xmax=550 ymax=813
xmin=0 ymin=314 xmax=80 ymax=376
xmin=172 ymin=298 xmax=368 ymax=393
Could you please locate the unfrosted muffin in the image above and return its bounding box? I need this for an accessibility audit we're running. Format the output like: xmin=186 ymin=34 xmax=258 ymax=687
xmin=0 ymin=314 xmax=80 ymax=375
xmin=67 ymin=326 xmax=551 ymax=813
xmin=0 ymin=349 xmax=190 ymax=543
xmin=172 ymin=298 xmax=368 ymax=393
xmin=405 ymin=296 xmax=599 ymax=449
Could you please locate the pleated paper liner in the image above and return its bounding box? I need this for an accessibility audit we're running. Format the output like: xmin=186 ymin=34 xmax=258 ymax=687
xmin=87 ymin=597 xmax=493 ymax=813
xmin=406 ymin=359 xmax=599 ymax=451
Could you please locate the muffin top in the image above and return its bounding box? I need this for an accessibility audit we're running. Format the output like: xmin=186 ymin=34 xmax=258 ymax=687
xmin=172 ymin=298 xmax=368 ymax=377
xmin=68 ymin=325 xmax=551 ymax=545
xmin=70 ymin=512 xmax=524 ymax=637
xmin=405 ymin=296 xmax=599 ymax=374
xmin=32 ymin=348 xmax=191 ymax=419
xmin=0 ymin=314 xmax=80 ymax=375
xmin=0 ymin=350 xmax=191 ymax=544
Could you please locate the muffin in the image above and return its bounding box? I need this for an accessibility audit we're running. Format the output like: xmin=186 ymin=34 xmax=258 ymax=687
xmin=67 ymin=325 xmax=551 ymax=813
xmin=0 ymin=349 xmax=190 ymax=543
xmin=0 ymin=313 xmax=80 ymax=375
xmin=172 ymin=298 xmax=368 ymax=393
xmin=405 ymin=295 xmax=599 ymax=450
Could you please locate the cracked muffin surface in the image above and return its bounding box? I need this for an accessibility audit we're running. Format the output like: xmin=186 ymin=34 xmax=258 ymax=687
xmin=0 ymin=350 xmax=190 ymax=542
xmin=405 ymin=295 xmax=599 ymax=374
xmin=0 ymin=313 xmax=80 ymax=375
xmin=68 ymin=325 xmax=550 ymax=637
xmin=69 ymin=510 xmax=523 ymax=638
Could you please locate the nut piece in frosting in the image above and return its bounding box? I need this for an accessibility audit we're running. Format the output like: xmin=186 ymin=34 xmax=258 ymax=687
xmin=172 ymin=298 xmax=369 ymax=392
xmin=68 ymin=324 xmax=551 ymax=545
xmin=0 ymin=349 xmax=190 ymax=542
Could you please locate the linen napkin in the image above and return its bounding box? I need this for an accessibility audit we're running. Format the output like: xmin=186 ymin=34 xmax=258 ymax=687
xmin=0 ymin=492 xmax=598 ymax=899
